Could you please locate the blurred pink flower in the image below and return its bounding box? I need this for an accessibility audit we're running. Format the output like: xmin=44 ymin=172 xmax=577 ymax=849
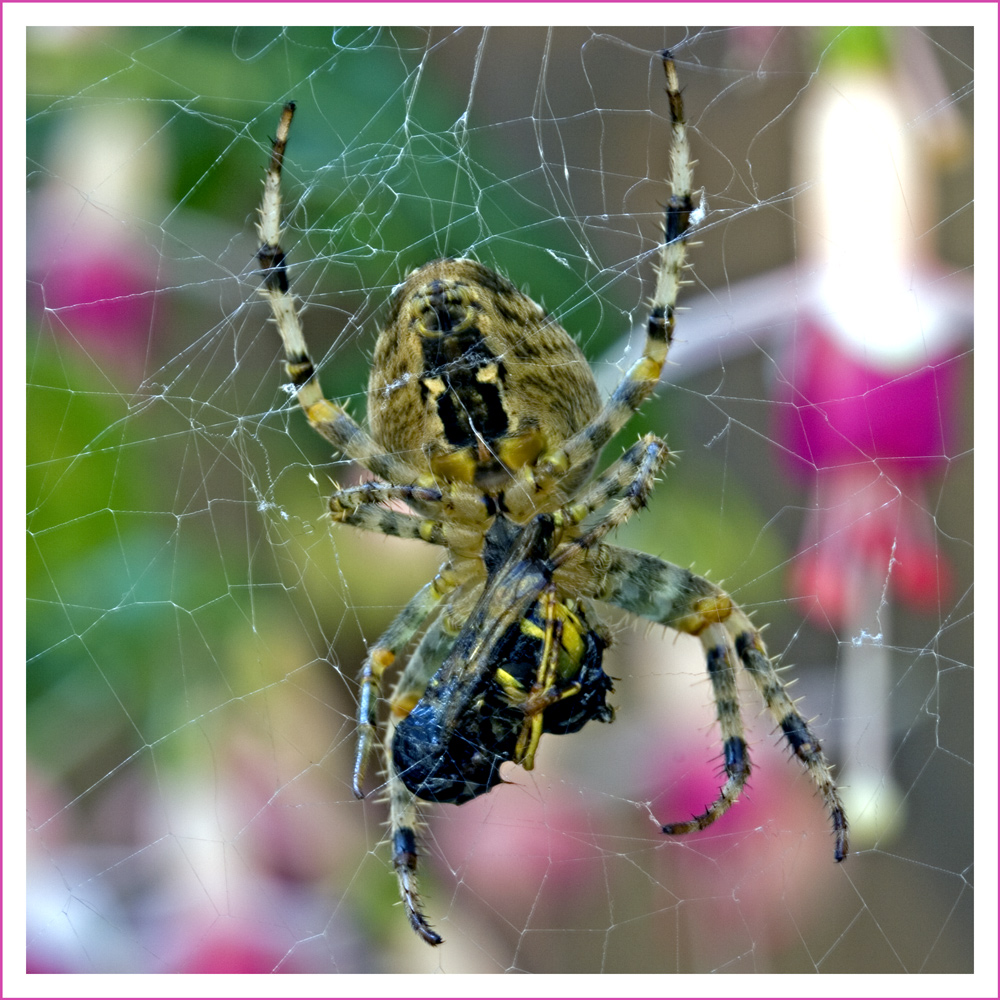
xmin=28 ymin=105 xmax=167 ymax=364
xmin=779 ymin=319 xmax=961 ymax=626
xmin=176 ymin=920 xmax=304 ymax=974
xmin=435 ymin=775 xmax=609 ymax=908
xmin=644 ymin=736 xmax=840 ymax=963
xmin=34 ymin=245 xmax=159 ymax=351
xmin=778 ymin=48 xmax=969 ymax=629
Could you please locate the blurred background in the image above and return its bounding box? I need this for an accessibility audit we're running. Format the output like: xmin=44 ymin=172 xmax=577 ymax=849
xmin=25 ymin=24 xmax=974 ymax=974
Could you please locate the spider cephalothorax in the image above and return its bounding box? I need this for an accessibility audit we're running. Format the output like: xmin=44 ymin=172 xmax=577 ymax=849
xmin=255 ymin=51 xmax=848 ymax=947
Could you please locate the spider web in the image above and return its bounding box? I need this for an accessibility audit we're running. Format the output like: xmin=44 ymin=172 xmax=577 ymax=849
xmin=15 ymin=12 xmax=993 ymax=989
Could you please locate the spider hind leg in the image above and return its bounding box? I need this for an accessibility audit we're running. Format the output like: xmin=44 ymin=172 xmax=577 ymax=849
xmin=660 ymin=626 xmax=751 ymax=837
xmin=735 ymin=631 xmax=849 ymax=861
xmin=599 ymin=548 xmax=849 ymax=860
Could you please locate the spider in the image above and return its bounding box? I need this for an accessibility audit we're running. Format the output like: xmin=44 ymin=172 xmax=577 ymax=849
xmin=255 ymin=51 xmax=848 ymax=946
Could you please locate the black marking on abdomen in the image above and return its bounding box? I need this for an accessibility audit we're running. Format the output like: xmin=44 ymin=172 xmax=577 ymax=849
xmin=419 ymin=315 xmax=510 ymax=449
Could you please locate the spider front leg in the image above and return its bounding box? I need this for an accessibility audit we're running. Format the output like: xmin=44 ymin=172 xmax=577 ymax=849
xmin=600 ymin=547 xmax=849 ymax=861
xmin=657 ymin=620 xmax=750 ymax=836
xmin=329 ymin=480 xmax=491 ymax=554
xmin=256 ymin=102 xmax=422 ymax=484
xmin=531 ymin=53 xmax=695 ymax=497
xmin=736 ymin=629 xmax=849 ymax=860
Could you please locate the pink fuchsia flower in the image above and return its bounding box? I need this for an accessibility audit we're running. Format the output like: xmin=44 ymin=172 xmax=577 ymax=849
xmin=779 ymin=46 xmax=969 ymax=629
xmin=779 ymin=317 xmax=961 ymax=627
xmin=778 ymin=36 xmax=970 ymax=848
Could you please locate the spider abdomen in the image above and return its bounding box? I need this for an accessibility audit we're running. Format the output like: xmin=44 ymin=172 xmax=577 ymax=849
xmin=368 ymin=258 xmax=601 ymax=490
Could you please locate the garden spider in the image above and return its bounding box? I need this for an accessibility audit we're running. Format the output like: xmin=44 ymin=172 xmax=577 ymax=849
xmin=256 ymin=51 xmax=848 ymax=946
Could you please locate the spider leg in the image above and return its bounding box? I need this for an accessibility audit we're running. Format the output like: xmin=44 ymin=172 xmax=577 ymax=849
xmin=532 ymin=54 xmax=695 ymax=495
xmin=332 ymin=501 xmax=452 ymax=547
xmin=553 ymin=433 xmax=667 ymax=560
xmin=659 ymin=622 xmax=750 ymax=836
xmin=385 ymin=742 xmax=443 ymax=946
xmin=352 ymin=571 xmax=456 ymax=798
xmin=383 ymin=616 xmax=457 ymax=946
xmin=736 ymin=630 xmax=849 ymax=861
xmin=256 ymin=103 xmax=422 ymax=484
xmin=329 ymin=481 xmax=491 ymax=553
xmin=598 ymin=546 xmax=849 ymax=860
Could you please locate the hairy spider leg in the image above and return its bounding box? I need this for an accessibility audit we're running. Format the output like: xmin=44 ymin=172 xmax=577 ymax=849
xmin=352 ymin=573 xmax=455 ymax=798
xmin=329 ymin=481 xmax=491 ymax=550
xmin=529 ymin=54 xmax=695 ymax=499
xmin=256 ymin=102 xmax=423 ymax=485
xmin=553 ymin=433 xmax=669 ymax=561
xmin=598 ymin=547 xmax=849 ymax=861
xmin=737 ymin=632 xmax=849 ymax=861
xmin=383 ymin=616 xmax=456 ymax=946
